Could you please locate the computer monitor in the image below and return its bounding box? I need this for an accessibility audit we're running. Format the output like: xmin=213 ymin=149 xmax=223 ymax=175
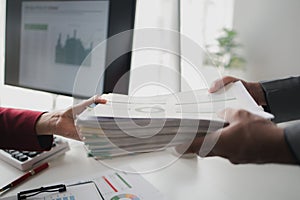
xmin=5 ymin=0 xmax=136 ymax=98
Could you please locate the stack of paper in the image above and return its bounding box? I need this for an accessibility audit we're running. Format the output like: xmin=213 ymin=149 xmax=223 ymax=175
xmin=76 ymin=81 xmax=274 ymax=159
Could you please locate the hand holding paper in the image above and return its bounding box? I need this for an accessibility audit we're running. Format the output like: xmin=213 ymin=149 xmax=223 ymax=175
xmin=177 ymin=77 xmax=297 ymax=164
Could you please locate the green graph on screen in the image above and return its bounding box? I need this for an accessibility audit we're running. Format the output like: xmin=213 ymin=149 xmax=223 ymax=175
xmin=55 ymin=30 xmax=92 ymax=66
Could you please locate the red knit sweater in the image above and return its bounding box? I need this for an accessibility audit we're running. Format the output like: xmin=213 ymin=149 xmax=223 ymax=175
xmin=0 ymin=108 xmax=53 ymax=151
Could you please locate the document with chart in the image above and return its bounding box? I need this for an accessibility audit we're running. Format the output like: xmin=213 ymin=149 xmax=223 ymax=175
xmin=91 ymin=168 xmax=165 ymax=200
xmin=76 ymin=81 xmax=274 ymax=159
xmin=1 ymin=168 xmax=164 ymax=200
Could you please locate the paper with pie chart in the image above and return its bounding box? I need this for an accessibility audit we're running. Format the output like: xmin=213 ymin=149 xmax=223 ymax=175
xmin=92 ymin=169 xmax=165 ymax=200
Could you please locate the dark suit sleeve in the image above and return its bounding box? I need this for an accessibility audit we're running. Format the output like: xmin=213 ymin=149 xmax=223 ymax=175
xmin=0 ymin=107 xmax=53 ymax=151
xmin=261 ymin=76 xmax=300 ymax=123
xmin=284 ymin=123 xmax=300 ymax=163
xmin=261 ymin=76 xmax=300 ymax=163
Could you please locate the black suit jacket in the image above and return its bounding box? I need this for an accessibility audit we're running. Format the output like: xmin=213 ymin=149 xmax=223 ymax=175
xmin=261 ymin=76 xmax=300 ymax=162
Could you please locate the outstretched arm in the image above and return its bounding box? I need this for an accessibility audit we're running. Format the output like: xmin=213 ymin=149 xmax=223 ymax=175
xmin=0 ymin=96 xmax=106 ymax=151
xmin=206 ymin=76 xmax=300 ymax=163
xmin=36 ymin=95 xmax=106 ymax=140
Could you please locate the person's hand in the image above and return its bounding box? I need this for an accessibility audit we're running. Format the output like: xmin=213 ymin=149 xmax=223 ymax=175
xmin=179 ymin=108 xmax=296 ymax=164
xmin=209 ymin=76 xmax=267 ymax=106
xmin=35 ymin=95 xmax=106 ymax=140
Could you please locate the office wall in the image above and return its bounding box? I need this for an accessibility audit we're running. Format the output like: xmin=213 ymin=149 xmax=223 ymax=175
xmin=233 ymin=0 xmax=300 ymax=81
xmin=129 ymin=0 xmax=181 ymax=96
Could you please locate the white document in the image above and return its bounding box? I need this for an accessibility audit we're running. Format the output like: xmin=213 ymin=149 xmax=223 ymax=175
xmin=78 ymin=81 xmax=273 ymax=123
xmin=92 ymin=168 xmax=165 ymax=200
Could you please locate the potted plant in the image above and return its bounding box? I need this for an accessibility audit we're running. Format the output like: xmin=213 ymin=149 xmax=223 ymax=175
xmin=205 ymin=28 xmax=246 ymax=72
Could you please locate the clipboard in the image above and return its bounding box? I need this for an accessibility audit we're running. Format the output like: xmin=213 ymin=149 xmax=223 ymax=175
xmin=1 ymin=181 xmax=104 ymax=200
xmin=1 ymin=167 xmax=165 ymax=200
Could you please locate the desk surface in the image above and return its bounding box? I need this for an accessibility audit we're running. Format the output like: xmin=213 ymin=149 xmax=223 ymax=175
xmin=1 ymin=139 xmax=300 ymax=200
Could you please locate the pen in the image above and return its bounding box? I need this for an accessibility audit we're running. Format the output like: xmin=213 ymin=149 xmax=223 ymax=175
xmin=0 ymin=162 xmax=49 ymax=193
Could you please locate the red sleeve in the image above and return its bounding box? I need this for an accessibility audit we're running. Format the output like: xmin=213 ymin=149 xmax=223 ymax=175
xmin=0 ymin=107 xmax=53 ymax=151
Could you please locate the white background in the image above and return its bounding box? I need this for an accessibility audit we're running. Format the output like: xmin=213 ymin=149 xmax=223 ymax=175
xmin=233 ymin=0 xmax=300 ymax=81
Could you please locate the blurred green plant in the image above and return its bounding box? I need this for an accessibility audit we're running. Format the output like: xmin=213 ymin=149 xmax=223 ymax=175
xmin=205 ymin=28 xmax=246 ymax=69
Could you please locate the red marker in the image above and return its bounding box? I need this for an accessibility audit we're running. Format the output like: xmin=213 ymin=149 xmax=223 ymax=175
xmin=0 ymin=162 xmax=49 ymax=193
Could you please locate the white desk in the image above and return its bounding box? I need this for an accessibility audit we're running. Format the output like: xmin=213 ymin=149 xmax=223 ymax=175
xmin=1 ymin=139 xmax=300 ymax=200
